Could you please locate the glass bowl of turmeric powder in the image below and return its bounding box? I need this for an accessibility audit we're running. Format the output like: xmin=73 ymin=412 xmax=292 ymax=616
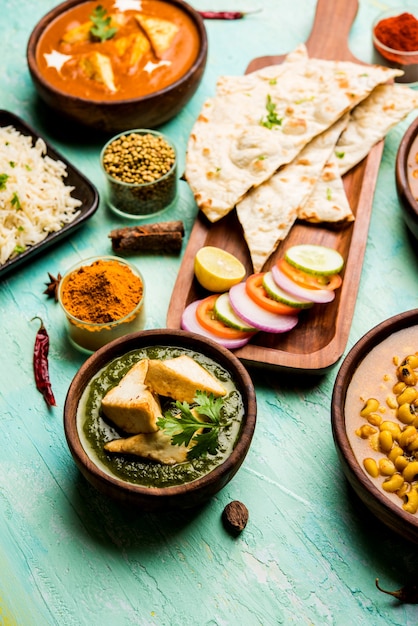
xmin=58 ymin=256 xmax=146 ymax=353
xmin=372 ymin=8 xmax=418 ymax=83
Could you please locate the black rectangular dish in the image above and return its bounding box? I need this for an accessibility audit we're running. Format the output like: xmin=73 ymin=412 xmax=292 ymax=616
xmin=0 ymin=110 xmax=99 ymax=279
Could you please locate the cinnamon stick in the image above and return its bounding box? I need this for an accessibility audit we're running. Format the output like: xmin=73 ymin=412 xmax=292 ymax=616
xmin=109 ymin=221 xmax=184 ymax=254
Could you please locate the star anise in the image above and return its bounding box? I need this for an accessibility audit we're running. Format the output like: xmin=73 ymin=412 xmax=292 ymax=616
xmin=43 ymin=272 xmax=62 ymax=301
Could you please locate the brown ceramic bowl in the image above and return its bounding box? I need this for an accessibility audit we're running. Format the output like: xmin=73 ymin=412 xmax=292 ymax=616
xmin=331 ymin=309 xmax=418 ymax=544
xmin=27 ymin=0 xmax=208 ymax=133
xmin=64 ymin=329 xmax=256 ymax=510
xmin=396 ymin=115 xmax=418 ymax=241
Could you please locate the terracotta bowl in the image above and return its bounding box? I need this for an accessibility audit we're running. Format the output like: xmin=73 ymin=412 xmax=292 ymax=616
xmin=396 ymin=116 xmax=418 ymax=241
xmin=27 ymin=0 xmax=208 ymax=133
xmin=331 ymin=309 xmax=418 ymax=544
xmin=64 ymin=329 xmax=257 ymax=511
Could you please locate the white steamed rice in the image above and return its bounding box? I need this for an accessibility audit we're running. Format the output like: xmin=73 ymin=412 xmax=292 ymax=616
xmin=0 ymin=125 xmax=82 ymax=265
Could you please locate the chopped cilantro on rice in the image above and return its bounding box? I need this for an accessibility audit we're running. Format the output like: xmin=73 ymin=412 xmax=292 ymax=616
xmin=0 ymin=125 xmax=81 ymax=265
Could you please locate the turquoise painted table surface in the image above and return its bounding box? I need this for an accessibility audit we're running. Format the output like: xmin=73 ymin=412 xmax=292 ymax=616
xmin=1 ymin=0 xmax=418 ymax=624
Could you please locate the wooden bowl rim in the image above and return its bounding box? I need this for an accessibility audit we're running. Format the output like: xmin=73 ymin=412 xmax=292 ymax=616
xmin=331 ymin=308 xmax=418 ymax=533
xmin=395 ymin=115 xmax=418 ymax=218
xmin=64 ymin=328 xmax=257 ymax=499
xmin=27 ymin=0 xmax=208 ymax=107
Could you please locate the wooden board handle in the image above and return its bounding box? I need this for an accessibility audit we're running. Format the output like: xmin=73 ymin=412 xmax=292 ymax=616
xmin=246 ymin=0 xmax=360 ymax=73
xmin=306 ymin=0 xmax=359 ymax=61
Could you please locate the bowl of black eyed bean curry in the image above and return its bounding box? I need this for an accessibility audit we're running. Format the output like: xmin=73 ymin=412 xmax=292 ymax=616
xmin=64 ymin=328 xmax=257 ymax=510
xmin=331 ymin=309 xmax=418 ymax=544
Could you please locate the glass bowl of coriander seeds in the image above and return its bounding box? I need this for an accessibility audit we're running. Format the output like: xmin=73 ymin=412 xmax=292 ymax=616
xmin=100 ymin=129 xmax=178 ymax=218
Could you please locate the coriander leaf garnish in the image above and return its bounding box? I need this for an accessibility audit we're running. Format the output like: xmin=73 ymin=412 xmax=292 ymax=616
xmin=260 ymin=94 xmax=282 ymax=129
xmin=335 ymin=151 xmax=345 ymax=159
xmin=326 ymin=187 xmax=332 ymax=201
xmin=157 ymin=391 xmax=226 ymax=459
xmin=89 ymin=5 xmax=118 ymax=42
xmin=0 ymin=173 xmax=9 ymax=190
xmin=11 ymin=192 xmax=21 ymax=209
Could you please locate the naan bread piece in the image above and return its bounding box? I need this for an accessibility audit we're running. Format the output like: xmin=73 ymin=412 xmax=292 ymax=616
xmin=215 ymin=44 xmax=309 ymax=97
xmin=336 ymin=83 xmax=418 ymax=175
xmin=185 ymin=55 xmax=402 ymax=222
xmin=236 ymin=115 xmax=349 ymax=272
xmin=297 ymin=151 xmax=354 ymax=224
xmin=135 ymin=14 xmax=179 ymax=56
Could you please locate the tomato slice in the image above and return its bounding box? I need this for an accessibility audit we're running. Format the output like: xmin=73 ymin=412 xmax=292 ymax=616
xmin=195 ymin=295 xmax=255 ymax=339
xmin=246 ymin=273 xmax=300 ymax=314
xmin=277 ymin=258 xmax=342 ymax=291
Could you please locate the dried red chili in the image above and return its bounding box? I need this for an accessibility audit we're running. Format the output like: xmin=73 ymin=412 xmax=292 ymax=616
xmin=197 ymin=9 xmax=261 ymax=20
xmin=31 ymin=316 xmax=56 ymax=407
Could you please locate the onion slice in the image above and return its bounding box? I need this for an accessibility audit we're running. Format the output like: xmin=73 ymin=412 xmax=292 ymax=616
xmin=271 ymin=264 xmax=335 ymax=304
xmin=181 ymin=299 xmax=253 ymax=349
xmin=229 ymin=283 xmax=299 ymax=333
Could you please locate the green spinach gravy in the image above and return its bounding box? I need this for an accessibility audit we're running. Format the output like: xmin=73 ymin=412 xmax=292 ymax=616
xmin=77 ymin=345 xmax=244 ymax=488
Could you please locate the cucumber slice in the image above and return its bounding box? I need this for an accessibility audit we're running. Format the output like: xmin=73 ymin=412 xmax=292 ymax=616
xmin=285 ymin=244 xmax=344 ymax=276
xmin=214 ymin=292 xmax=257 ymax=332
xmin=263 ymin=272 xmax=313 ymax=309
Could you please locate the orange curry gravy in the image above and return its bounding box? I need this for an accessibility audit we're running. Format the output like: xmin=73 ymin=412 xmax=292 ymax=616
xmin=36 ymin=0 xmax=201 ymax=101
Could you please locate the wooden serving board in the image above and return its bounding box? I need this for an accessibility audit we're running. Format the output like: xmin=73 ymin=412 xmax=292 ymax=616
xmin=166 ymin=0 xmax=383 ymax=373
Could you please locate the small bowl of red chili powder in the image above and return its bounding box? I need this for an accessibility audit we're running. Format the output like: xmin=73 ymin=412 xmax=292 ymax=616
xmin=58 ymin=256 xmax=145 ymax=353
xmin=372 ymin=8 xmax=418 ymax=83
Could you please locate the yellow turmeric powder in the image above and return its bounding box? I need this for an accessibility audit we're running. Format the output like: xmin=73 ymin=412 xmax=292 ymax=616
xmin=61 ymin=258 xmax=143 ymax=324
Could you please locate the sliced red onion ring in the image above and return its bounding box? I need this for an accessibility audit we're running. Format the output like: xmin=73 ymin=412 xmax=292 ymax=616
xmin=181 ymin=299 xmax=253 ymax=349
xmin=229 ymin=283 xmax=299 ymax=333
xmin=271 ymin=264 xmax=335 ymax=304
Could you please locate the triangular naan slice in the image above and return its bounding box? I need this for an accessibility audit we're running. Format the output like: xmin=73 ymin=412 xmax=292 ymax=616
xmin=297 ymin=151 xmax=354 ymax=224
xmin=336 ymin=83 xmax=418 ymax=175
xmin=135 ymin=14 xmax=179 ymax=56
xmin=215 ymin=43 xmax=309 ymax=97
xmin=236 ymin=115 xmax=349 ymax=272
xmin=185 ymin=54 xmax=402 ymax=223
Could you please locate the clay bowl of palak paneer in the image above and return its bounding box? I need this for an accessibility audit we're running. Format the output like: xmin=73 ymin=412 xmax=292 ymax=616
xmin=64 ymin=329 xmax=256 ymax=510
xmin=27 ymin=0 xmax=207 ymax=133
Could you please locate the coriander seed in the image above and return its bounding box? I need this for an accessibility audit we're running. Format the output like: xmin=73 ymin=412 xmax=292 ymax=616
xmin=101 ymin=129 xmax=177 ymax=218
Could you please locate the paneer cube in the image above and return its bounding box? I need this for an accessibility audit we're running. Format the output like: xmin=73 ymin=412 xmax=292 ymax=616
xmin=101 ymin=360 xmax=162 ymax=433
xmin=104 ymin=430 xmax=189 ymax=464
xmin=78 ymin=51 xmax=117 ymax=92
xmin=144 ymin=355 xmax=227 ymax=403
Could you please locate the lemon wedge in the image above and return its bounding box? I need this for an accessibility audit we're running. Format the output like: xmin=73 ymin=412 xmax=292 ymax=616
xmin=194 ymin=246 xmax=246 ymax=292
